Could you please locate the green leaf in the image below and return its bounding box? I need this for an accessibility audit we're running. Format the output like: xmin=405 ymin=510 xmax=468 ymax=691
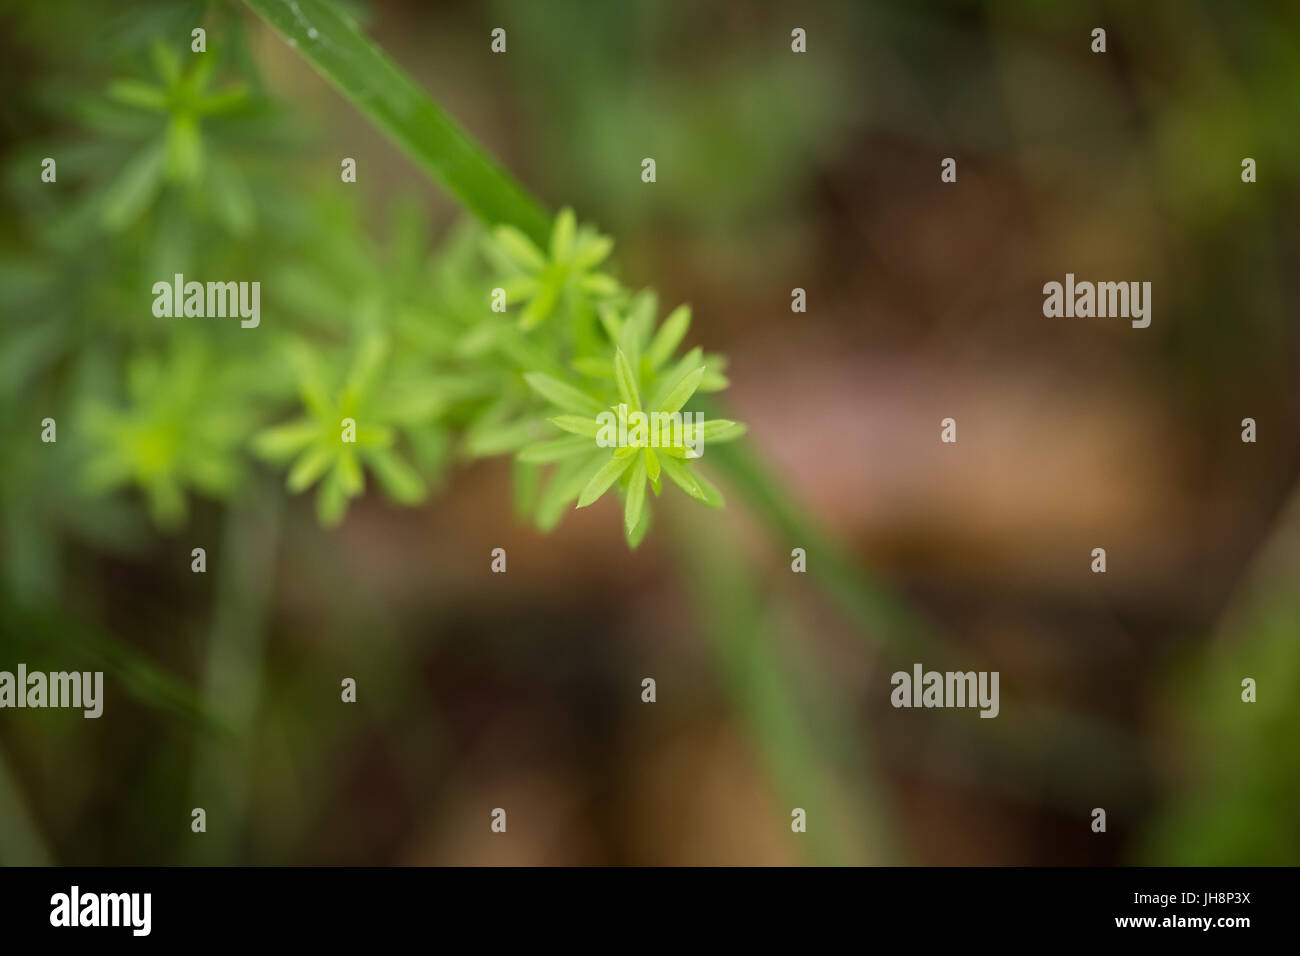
xmin=596 ymin=304 xmax=623 ymax=343
xmin=699 ymin=368 xmax=730 ymax=391
xmin=182 ymin=43 xmax=216 ymax=94
xmin=619 ymin=291 xmax=654 ymax=368
xmin=693 ymin=470 xmax=725 ymax=508
xmin=644 ymin=448 xmax=661 ymax=485
xmin=499 ymin=274 xmax=538 ymax=304
xmin=581 ymin=273 xmax=621 ymax=297
xmin=550 ymin=207 xmax=576 ymax=260
xmin=151 ymin=40 xmax=181 ymax=86
xmin=548 ymin=414 xmax=603 ymax=438
xmin=316 ymin=468 xmax=348 ymax=526
xmin=614 ymin=347 xmax=640 ymax=409
xmin=627 ymin=495 xmax=652 ymax=549
xmin=287 ymin=444 xmax=333 ymax=492
xmin=519 ymin=272 xmax=561 ymax=329
xmin=577 ymin=453 xmax=634 ymax=508
xmin=656 ymin=365 xmax=706 ymax=415
xmin=243 ymin=0 xmax=552 ymax=244
xmin=626 ymin=291 xmax=657 ymax=342
xmin=646 ymin=304 xmax=691 ymax=370
xmin=572 ymin=234 xmax=613 ymax=269
xmin=624 ymin=453 xmax=647 ymax=540
xmin=533 ymin=453 xmax=599 ymax=531
xmin=648 ymin=346 xmax=703 ymax=409
xmin=253 ymin=419 xmax=319 ymax=461
xmin=207 ymin=155 xmax=256 ymax=236
xmin=353 ymin=424 xmax=395 ymax=449
xmin=658 ymin=453 xmax=706 ymax=502
xmin=689 ymin=419 xmax=748 ymax=444
xmin=523 ymin=372 xmax=606 ymax=415
xmin=336 ymin=449 xmax=365 ymax=495
xmin=100 ymin=142 xmax=165 ymax=231
xmin=195 ymin=86 xmax=252 ymax=117
xmin=517 ymin=434 xmax=596 ymax=463
xmin=364 ymin=446 xmax=426 ymax=504
xmin=164 ymin=114 xmax=203 ymax=182
xmin=108 ymin=79 xmax=167 ymax=112
xmin=344 ymin=334 xmax=390 ymax=400
xmin=494 ymin=225 xmax=546 ymax=271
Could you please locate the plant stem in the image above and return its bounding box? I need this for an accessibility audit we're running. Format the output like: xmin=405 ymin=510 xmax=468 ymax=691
xmin=697 ymin=397 xmax=951 ymax=659
xmin=0 ymin=744 xmax=54 ymax=865
xmin=0 ymin=588 xmax=226 ymax=731
xmin=187 ymin=482 xmax=281 ymax=863
xmin=242 ymin=0 xmax=552 ymax=246
xmin=670 ymin=501 xmax=898 ymax=863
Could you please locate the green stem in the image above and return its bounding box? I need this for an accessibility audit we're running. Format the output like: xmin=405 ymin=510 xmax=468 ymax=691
xmin=0 ymin=744 xmax=54 ymax=865
xmin=670 ymin=501 xmax=898 ymax=863
xmin=187 ymin=483 xmax=281 ymax=863
xmin=698 ymin=398 xmax=951 ymax=660
xmin=0 ymin=588 xmax=226 ymax=731
xmin=242 ymin=0 xmax=552 ymax=246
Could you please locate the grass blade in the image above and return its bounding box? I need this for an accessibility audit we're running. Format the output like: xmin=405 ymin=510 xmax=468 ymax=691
xmin=242 ymin=0 xmax=552 ymax=245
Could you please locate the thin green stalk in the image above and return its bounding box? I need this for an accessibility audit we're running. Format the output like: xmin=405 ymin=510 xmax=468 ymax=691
xmin=187 ymin=484 xmax=281 ymax=863
xmin=0 ymin=588 xmax=226 ymax=731
xmin=671 ymin=502 xmax=898 ymax=864
xmin=0 ymin=744 xmax=54 ymax=865
xmin=697 ymin=397 xmax=952 ymax=660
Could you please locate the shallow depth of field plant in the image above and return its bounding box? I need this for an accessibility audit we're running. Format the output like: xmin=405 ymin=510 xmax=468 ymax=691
xmin=28 ymin=13 xmax=753 ymax=547
xmin=3 ymin=0 xmax=1297 ymax=867
xmin=1 ymin=0 xmax=912 ymax=865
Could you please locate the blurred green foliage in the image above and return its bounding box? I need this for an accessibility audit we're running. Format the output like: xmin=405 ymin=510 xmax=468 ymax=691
xmin=1138 ymin=496 xmax=1300 ymax=865
xmin=3 ymin=0 xmax=747 ymax=556
xmin=1 ymin=0 xmax=1297 ymax=867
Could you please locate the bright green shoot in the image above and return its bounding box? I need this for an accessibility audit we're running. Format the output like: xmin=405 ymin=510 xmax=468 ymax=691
xmin=518 ymin=279 xmax=747 ymax=548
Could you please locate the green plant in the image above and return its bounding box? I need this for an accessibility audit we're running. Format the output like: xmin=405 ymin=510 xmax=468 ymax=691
xmin=523 ymin=328 xmax=746 ymax=547
xmin=488 ymin=208 xmax=618 ymax=331
xmin=81 ymin=339 xmax=255 ymax=527
xmin=101 ymin=39 xmax=257 ymax=227
xmin=232 ymin=198 xmax=744 ymax=544
xmin=0 ymin=0 xmax=926 ymax=866
xmin=230 ymin=0 xmax=898 ymax=866
xmin=49 ymin=0 xmax=750 ymax=549
xmin=6 ymin=0 xmax=1221 ymax=869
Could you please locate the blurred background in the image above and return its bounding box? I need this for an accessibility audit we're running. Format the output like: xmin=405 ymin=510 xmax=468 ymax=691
xmin=1 ymin=0 xmax=1298 ymax=865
